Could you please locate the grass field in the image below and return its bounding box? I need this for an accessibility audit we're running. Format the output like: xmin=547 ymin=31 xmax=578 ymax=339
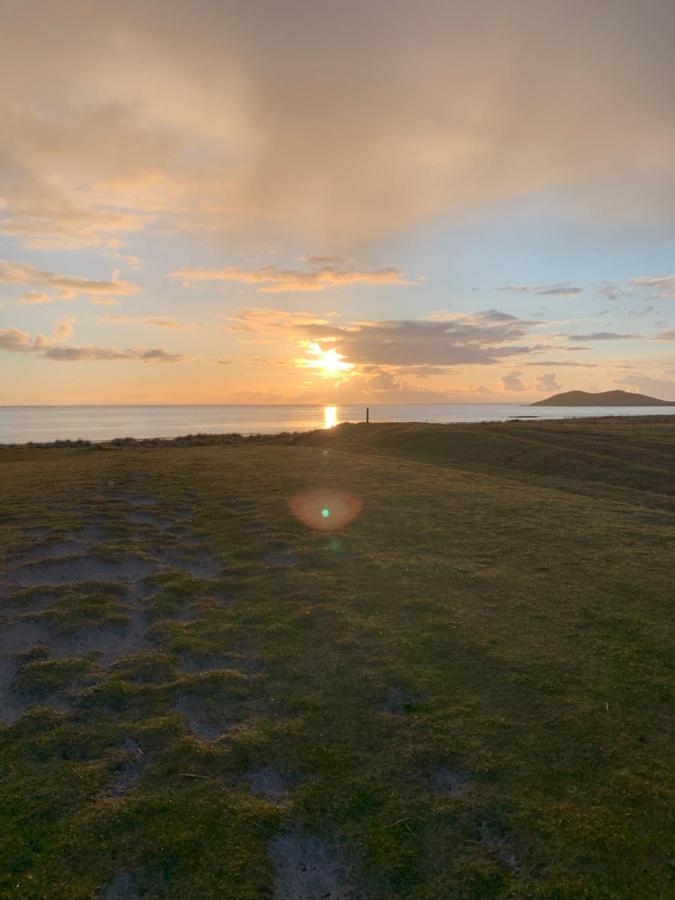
xmin=0 ymin=416 xmax=673 ymax=898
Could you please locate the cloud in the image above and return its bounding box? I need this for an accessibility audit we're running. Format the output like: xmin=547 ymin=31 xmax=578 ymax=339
xmin=54 ymin=316 xmax=76 ymax=341
xmin=536 ymin=372 xmax=562 ymax=391
xmin=566 ymin=332 xmax=639 ymax=341
xmin=301 ymin=310 xmax=536 ymax=367
xmin=4 ymin=2 xmax=675 ymax=250
xmin=42 ymin=346 xmax=182 ymax=362
xmin=628 ymin=275 xmax=675 ymax=298
xmin=655 ymin=329 xmax=675 ymax=341
xmin=223 ymin=307 xmax=334 ymax=333
xmin=0 ymin=260 xmax=140 ymax=299
xmin=502 ymin=371 xmax=526 ymax=391
xmin=500 ymin=284 xmax=583 ymax=297
xmin=0 ymin=324 xmax=182 ymax=363
xmin=0 ymin=327 xmax=33 ymax=352
xmin=523 ymin=360 xmax=597 ymax=367
xmin=101 ymin=315 xmax=197 ymax=331
xmin=19 ymin=290 xmax=51 ymax=305
xmin=172 ymin=262 xmax=415 ymax=293
xmin=615 ymin=373 xmax=675 ymax=401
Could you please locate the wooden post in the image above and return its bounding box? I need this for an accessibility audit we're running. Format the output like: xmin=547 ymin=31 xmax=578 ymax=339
xmin=366 ymin=407 xmax=370 ymax=423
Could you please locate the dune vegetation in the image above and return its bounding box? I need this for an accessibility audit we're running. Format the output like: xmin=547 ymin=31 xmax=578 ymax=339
xmin=0 ymin=416 xmax=673 ymax=898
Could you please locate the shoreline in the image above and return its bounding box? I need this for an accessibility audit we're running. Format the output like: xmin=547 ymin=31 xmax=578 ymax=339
xmin=2 ymin=412 xmax=674 ymax=450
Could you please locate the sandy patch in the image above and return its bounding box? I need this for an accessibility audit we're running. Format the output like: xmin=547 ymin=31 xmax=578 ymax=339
xmin=269 ymin=829 xmax=360 ymax=899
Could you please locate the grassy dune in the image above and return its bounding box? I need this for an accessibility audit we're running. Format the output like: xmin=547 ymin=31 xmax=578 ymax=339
xmin=0 ymin=417 xmax=673 ymax=898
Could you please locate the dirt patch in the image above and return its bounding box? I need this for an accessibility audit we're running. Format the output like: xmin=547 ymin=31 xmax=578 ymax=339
xmin=124 ymin=495 xmax=159 ymax=508
xmin=126 ymin=511 xmax=171 ymax=529
xmin=263 ymin=545 xmax=297 ymax=568
xmin=245 ymin=766 xmax=295 ymax=800
xmin=11 ymin=555 xmax=158 ymax=588
xmin=382 ymin=686 xmax=418 ymax=715
xmin=110 ymin=738 xmax=146 ymax=796
xmin=101 ymin=870 xmax=141 ymax=899
xmin=14 ymin=540 xmax=87 ymax=563
xmin=269 ymin=829 xmax=360 ymax=899
xmin=23 ymin=526 xmax=52 ymax=539
xmin=175 ymin=694 xmax=234 ymax=741
xmin=152 ymin=549 xmax=221 ymax=579
xmin=480 ymin=822 xmax=519 ymax=870
xmin=76 ymin=525 xmax=123 ymax=543
xmin=429 ymin=766 xmax=472 ymax=798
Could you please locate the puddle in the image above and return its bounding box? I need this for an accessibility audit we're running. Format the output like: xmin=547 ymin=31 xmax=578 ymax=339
xmin=12 ymin=555 xmax=158 ymax=588
xmin=245 ymin=766 xmax=295 ymax=800
xmin=430 ymin=766 xmax=472 ymax=798
xmin=269 ymin=829 xmax=359 ymax=899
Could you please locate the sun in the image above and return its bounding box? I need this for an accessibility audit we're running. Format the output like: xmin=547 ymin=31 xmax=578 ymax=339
xmin=297 ymin=342 xmax=354 ymax=377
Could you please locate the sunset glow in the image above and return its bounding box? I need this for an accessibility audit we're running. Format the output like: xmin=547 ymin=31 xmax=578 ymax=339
xmin=0 ymin=1 xmax=674 ymax=405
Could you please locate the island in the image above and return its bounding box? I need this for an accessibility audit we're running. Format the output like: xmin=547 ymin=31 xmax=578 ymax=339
xmin=531 ymin=389 xmax=675 ymax=407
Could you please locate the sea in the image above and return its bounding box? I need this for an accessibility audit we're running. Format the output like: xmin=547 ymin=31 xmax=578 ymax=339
xmin=1 ymin=403 xmax=675 ymax=444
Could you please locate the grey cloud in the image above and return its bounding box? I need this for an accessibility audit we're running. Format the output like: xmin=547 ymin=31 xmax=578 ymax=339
xmin=4 ymin=1 xmax=675 ymax=248
xmin=41 ymin=346 xmax=183 ymax=363
xmin=0 ymin=324 xmax=182 ymax=363
xmin=500 ymin=285 xmax=583 ymax=297
xmin=300 ymin=310 xmax=536 ymax=366
xmin=567 ymin=332 xmax=639 ymax=341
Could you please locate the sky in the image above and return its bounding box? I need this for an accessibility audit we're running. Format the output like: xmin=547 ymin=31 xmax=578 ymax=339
xmin=1 ymin=0 xmax=675 ymax=405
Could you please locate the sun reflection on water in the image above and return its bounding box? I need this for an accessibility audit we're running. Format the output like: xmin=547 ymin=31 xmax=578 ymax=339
xmin=323 ymin=406 xmax=338 ymax=429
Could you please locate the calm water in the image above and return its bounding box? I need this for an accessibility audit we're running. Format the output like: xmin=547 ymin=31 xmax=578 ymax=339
xmin=1 ymin=404 xmax=674 ymax=444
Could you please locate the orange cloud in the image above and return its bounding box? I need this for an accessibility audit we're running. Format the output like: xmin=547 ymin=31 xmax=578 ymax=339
xmin=172 ymin=263 xmax=415 ymax=293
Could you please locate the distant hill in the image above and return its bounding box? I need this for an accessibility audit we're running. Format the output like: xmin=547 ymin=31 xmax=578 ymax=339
xmin=531 ymin=389 xmax=675 ymax=407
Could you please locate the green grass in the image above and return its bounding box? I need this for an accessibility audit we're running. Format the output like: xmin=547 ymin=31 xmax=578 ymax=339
xmin=0 ymin=417 xmax=673 ymax=898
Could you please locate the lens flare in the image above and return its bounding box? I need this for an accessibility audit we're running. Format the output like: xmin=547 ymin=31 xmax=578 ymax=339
xmin=289 ymin=489 xmax=363 ymax=532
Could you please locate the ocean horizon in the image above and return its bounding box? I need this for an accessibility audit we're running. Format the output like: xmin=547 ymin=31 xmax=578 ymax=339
xmin=2 ymin=402 xmax=675 ymax=444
